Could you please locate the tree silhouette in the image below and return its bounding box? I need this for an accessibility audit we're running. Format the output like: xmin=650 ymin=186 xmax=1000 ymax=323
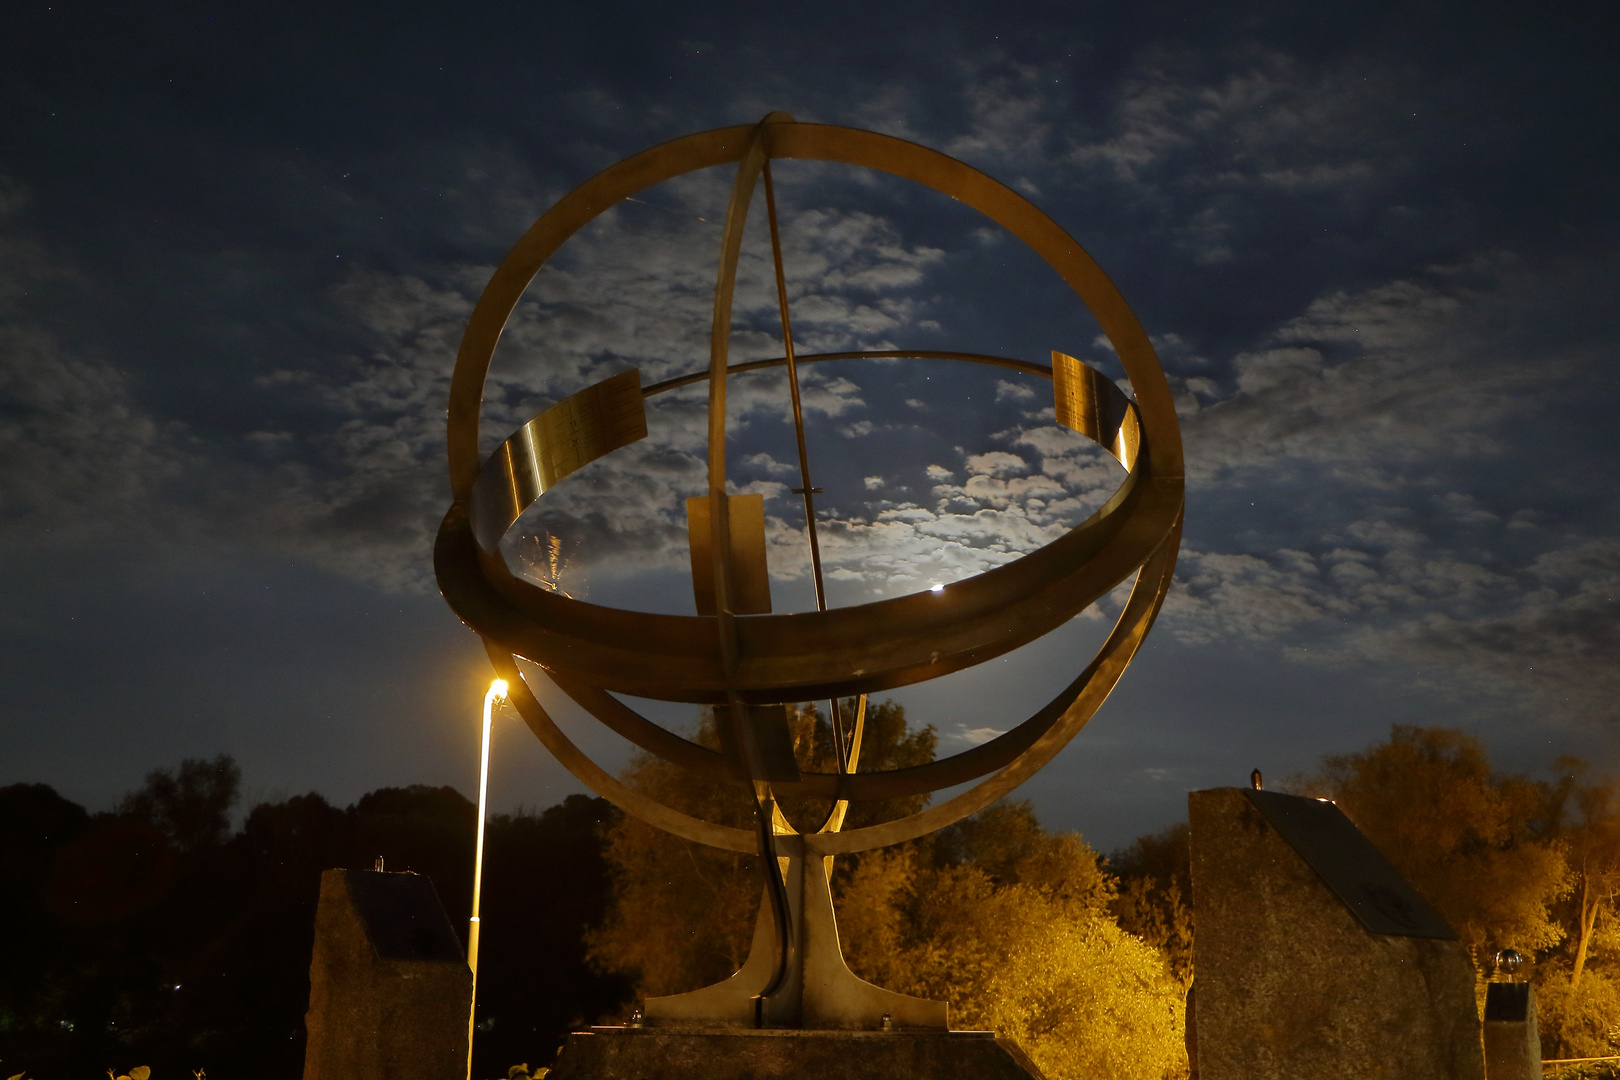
xmin=0 ymin=762 xmax=628 ymax=1079
xmin=117 ymin=755 xmax=241 ymax=853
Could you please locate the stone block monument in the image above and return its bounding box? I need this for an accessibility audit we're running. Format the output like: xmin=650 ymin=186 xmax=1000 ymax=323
xmin=1189 ymin=787 xmax=1484 ymax=1080
xmin=302 ymin=868 xmax=472 ymax=1080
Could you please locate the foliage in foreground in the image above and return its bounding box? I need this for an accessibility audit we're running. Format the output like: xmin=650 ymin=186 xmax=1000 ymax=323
xmin=587 ymin=703 xmax=1188 ymax=1080
xmin=1291 ymin=726 xmax=1570 ymax=966
xmin=1288 ymin=725 xmax=1620 ymax=1061
xmin=838 ymin=805 xmax=1186 ymax=1080
xmin=1547 ymin=1065 xmax=1620 ymax=1080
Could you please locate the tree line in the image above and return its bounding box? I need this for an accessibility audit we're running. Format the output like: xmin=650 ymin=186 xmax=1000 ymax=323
xmin=3 ymin=718 xmax=1617 ymax=1079
xmin=0 ymin=761 xmax=626 ymax=1080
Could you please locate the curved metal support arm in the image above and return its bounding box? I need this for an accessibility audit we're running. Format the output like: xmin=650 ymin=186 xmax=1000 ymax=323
xmin=810 ymin=510 xmax=1182 ymax=855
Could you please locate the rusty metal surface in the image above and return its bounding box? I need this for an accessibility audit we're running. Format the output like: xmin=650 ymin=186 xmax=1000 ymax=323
xmin=433 ymin=113 xmax=1187 ymax=1026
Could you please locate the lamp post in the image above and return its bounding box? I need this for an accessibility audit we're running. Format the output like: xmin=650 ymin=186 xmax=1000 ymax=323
xmin=467 ymin=678 xmax=507 ymax=1080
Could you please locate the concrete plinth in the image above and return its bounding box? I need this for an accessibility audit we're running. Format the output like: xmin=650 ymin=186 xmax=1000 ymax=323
xmin=302 ymin=869 xmax=472 ymax=1080
xmin=547 ymin=1027 xmax=1045 ymax=1080
xmin=1189 ymin=788 xmax=1483 ymax=1080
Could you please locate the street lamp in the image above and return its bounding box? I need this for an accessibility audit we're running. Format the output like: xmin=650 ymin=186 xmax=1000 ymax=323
xmin=467 ymin=677 xmax=507 ymax=1080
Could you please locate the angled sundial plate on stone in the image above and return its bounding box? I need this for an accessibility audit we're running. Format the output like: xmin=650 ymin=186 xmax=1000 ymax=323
xmin=1245 ymin=789 xmax=1457 ymax=940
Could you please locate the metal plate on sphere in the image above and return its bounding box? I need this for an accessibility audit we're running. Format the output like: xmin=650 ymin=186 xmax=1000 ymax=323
xmin=1243 ymin=789 xmax=1457 ymax=940
xmin=687 ymin=493 xmax=773 ymax=615
xmin=1052 ymin=350 xmax=1140 ymax=471
xmin=471 ymin=369 xmax=647 ymax=550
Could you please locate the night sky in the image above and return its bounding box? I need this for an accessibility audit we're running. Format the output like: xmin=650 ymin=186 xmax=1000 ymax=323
xmin=3 ymin=0 xmax=1617 ymax=852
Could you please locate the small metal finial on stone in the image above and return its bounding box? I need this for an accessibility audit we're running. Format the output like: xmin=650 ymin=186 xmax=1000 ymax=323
xmin=628 ymin=1008 xmax=643 ymax=1028
xmin=880 ymin=1013 xmax=893 ymax=1032
xmin=1496 ymin=948 xmax=1524 ymax=981
xmin=1250 ymin=769 xmax=1263 ymax=790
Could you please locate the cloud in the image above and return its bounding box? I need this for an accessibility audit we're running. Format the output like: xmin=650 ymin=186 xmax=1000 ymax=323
xmin=229 ymin=181 xmax=952 ymax=592
xmin=1163 ymin=531 xmax=1620 ymax=725
xmin=995 ymin=379 xmax=1036 ymax=402
xmin=1067 ymin=50 xmax=1397 ymax=191
xmin=948 ymin=724 xmax=1010 ymax=746
xmin=1181 ymin=255 xmax=1547 ymax=485
xmin=0 ymin=323 xmax=187 ymax=539
xmin=1148 ymin=254 xmax=1620 ymax=724
xmin=0 ymin=185 xmax=192 ymax=548
xmin=945 ymin=57 xmax=1054 ymax=166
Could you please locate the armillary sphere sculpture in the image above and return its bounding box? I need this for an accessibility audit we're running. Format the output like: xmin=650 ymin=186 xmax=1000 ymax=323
xmin=434 ymin=112 xmax=1184 ymax=1030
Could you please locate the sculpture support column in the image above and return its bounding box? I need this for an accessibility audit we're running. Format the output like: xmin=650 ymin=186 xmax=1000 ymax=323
xmin=645 ymin=833 xmax=946 ymax=1029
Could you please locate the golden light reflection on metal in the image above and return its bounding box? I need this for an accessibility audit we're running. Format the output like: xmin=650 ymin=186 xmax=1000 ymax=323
xmin=469 ymin=368 xmax=647 ymax=551
xmin=1053 ymin=350 xmax=1140 ymax=471
xmin=433 ymin=113 xmax=1186 ymax=1030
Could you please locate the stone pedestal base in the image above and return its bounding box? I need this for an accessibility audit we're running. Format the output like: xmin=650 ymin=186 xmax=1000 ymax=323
xmin=1483 ymin=983 xmax=1541 ymax=1080
xmin=548 ymin=1027 xmax=1045 ymax=1080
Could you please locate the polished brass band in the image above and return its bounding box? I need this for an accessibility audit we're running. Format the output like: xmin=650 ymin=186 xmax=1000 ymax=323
xmin=470 ymin=368 xmax=648 ymax=551
xmin=436 ymin=455 xmax=1172 ymax=704
xmin=1053 ymin=351 xmax=1140 ymax=472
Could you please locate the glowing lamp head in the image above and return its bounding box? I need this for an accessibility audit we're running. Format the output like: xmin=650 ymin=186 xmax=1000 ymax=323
xmin=930 ymin=583 xmax=945 ymax=594
xmin=489 ymin=679 xmax=509 ymax=700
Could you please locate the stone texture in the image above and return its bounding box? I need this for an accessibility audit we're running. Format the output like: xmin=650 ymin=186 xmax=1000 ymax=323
xmin=548 ymin=1027 xmax=1045 ymax=1080
xmin=1189 ymin=787 xmax=1484 ymax=1080
xmin=1482 ymin=983 xmax=1540 ymax=1080
xmin=303 ymin=868 xmax=472 ymax=1080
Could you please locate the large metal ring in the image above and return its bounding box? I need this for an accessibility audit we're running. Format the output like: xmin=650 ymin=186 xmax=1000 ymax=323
xmin=435 ymin=118 xmax=1184 ymax=851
